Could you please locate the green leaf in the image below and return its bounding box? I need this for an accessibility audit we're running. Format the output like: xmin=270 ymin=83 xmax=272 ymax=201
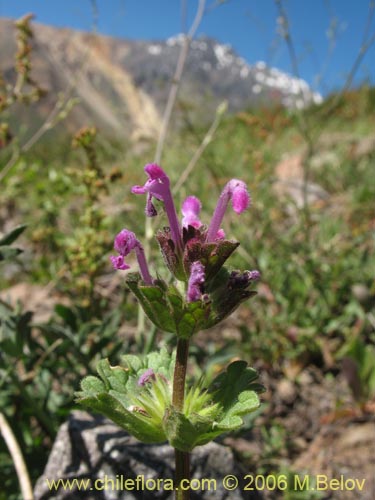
xmin=215 ymin=391 xmax=260 ymax=430
xmin=175 ymin=301 xmax=209 ymax=339
xmin=96 ymin=359 xmax=129 ymax=393
xmin=126 ymin=274 xmax=176 ymax=333
xmin=146 ymin=347 xmax=174 ymax=373
xmin=76 ymin=351 xmax=174 ymax=444
xmin=79 ymin=376 xmax=106 ymax=395
xmin=209 ymin=361 xmax=263 ymax=431
xmin=78 ymin=392 xmax=166 ymax=443
xmin=163 ymin=407 xmax=221 ymax=451
xmin=0 ymin=246 xmax=23 ymax=261
xmin=161 ymin=360 xmax=264 ymax=451
xmin=0 ymin=306 xmax=32 ymax=356
xmin=121 ymin=354 xmax=143 ymax=373
xmin=140 ymin=286 xmax=176 ymax=332
xmin=0 ymin=225 xmax=27 ymax=246
xmin=210 ymin=361 xmax=261 ymax=404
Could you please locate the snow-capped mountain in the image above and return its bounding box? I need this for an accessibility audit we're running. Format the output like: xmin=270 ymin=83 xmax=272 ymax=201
xmin=122 ymin=34 xmax=322 ymax=112
xmin=0 ymin=18 xmax=322 ymax=142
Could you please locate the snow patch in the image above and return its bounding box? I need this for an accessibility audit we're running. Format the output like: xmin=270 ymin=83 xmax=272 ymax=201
xmin=166 ymin=34 xmax=185 ymax=47
xmin=214 ymin=43 xmax=234 ymax=68
xmin=255 ymin=72 xmax=266 ymax=83
xmin=148 ymin=44 xmax=162 ymax=55
xmin=313 ymin=93 xmax=323 ymax=104
xmin=255 ymin=61 xmax=266 ymax=70
xmin=191 ymin=40 xmax=207 ymax=51
xmin=240 ymin=66 xmax=250 ymax=79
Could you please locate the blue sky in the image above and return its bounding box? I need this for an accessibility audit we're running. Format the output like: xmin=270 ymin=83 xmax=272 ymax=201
xmin=1 ymin=0 xmax=374 ymax=95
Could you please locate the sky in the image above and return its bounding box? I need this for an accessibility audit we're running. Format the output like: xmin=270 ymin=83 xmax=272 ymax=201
xmin=0 ymin=0 xmax=374 ymax=96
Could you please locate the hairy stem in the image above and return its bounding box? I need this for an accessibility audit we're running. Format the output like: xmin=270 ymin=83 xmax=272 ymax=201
xmin=172 ymin=338 xmax=190 ymax=500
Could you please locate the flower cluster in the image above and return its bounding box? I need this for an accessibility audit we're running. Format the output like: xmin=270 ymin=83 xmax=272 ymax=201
xmin=110 ymin=163 xmax=259 ymax=338
xmin=78 ymin=163 xmax=264 ymax=453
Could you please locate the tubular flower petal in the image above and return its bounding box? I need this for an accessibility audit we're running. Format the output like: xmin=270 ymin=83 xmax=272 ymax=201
xmin=229 ymin=179 xmax=250 ymax=214
xmin=114 ymin=229 xmax=138 ymax=255
xmin=216 ymin=229 xmax=226 ymax=240
xmin=186 ymin=261 xmax=205 ymax=302
xmin=110 ymin=228 xmax=153 ymax=284
xmin=182 ymin=196 xmax=202 ymax=229
xmin=110 ymin=255 xmax=130 ymax=271
xmin=131 ymin=164 xmax=170 ymax=200
xmin=132 ymin=163 xmax=182 ymax=251
xmin=145 ymin=193 xmax=157 ymax=217
xmin=206 ymin=179 xmax=251 ymax=243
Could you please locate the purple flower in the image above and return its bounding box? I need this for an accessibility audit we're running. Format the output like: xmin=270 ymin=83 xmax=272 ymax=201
xmin=187 ymin=261 xmax=205 ymax=302
xmin=113 ymin=229 xmax=138 ymax=255
xmin=228 ymin=269 xmax=260 ymax=289
xmin=231 ymin=180 xmax=250 ymax=214
xmin=110 ymin=229 xmax=153 ymax=285
xmin=216 ymin=229 xmax=226 ymax=240
xmin=181 ymin=196 xmax=202 ymax=229
xmin=110 ymin=255 xmax=130 ymax=271
xmin=137 ymin=368 xmax=156 ymax=386
xmin=181 ymin=196 xmax=226 ymax=240
xmin=131 ymin=164 xmax=182 ymax=251
xmin=206 ymin=179 xmax=250 ymax=243
xmin=247 ymin=270 xmax=261 ymax=281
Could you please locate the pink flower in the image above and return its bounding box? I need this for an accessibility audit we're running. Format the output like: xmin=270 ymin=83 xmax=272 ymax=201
xmin=110 ymin=229 xmax=152 ymax=284
xmin=132 ymin=164 xmax=182 ymax=251
xmin=216 ymin=228 xmax=226 ymax=240
xmin=113 ymin=229 xmax=138 ymax=256
xmin=181 ymin=196 xmax=202 ymax=229
xmin=181 ymin=196 xmax=226 ymax=239
xmin=186 ymin=261 xmax=205 ymax=302
xmin=110 ymin=255 xmax=130 ymax=271
xmin=138 ymin=368 xmax=156 ymax=386
xmin=231 ymin=180 xmax=250 ymax=213
xmin=131 ymin=164 xmax=169 ymax=203
xmin=206 ymin=179 xmax=250 ymax=242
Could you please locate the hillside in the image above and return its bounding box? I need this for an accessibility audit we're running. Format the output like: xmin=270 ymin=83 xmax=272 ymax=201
xmin=0 ymin=17 xmax=321 ymax=143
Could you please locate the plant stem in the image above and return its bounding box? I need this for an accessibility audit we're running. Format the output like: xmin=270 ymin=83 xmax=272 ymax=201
xmin=172 ymin=338 xmax=190 ymax=500
xmin=172 ymin=338 xmax=189 ymax=410
xmin=0 ymin=412 xmax=34 ymax=500
xmin=175 ymin=449 xmax=190 ymax=500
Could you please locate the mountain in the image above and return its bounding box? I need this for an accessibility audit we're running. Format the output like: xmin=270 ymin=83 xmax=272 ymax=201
xmin=0 ymin=17 xmax=322 ymax=143
xmin=125 ymin=34 xmax=322 ymax=112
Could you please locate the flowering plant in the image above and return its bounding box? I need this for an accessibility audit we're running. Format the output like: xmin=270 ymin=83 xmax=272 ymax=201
xmin=76 ymin=163 xmax=263 ymax=498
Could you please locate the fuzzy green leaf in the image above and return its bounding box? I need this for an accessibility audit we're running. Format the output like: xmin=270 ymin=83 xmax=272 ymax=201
xmin=76 ymin=350 xmax=175 ymax=444
xmin=163 ymin=408 xmax=221 ymax=451
xmin=79 ymin=376 xmax=106 ymax=396
xmin=126 ymin=274 xmax=176 ymax=332
xmin=162 ymin=361 xmax=264 ymax=451
xmin=209 ymin=361 xmax=263 ymax=431
xmin=78 ymin=392 xmax=166 ymax=443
